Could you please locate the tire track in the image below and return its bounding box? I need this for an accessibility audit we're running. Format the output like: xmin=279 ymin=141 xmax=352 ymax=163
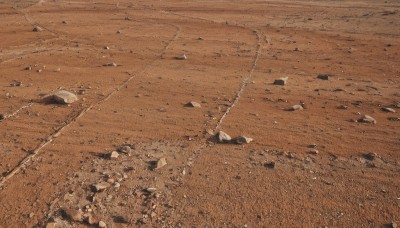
xmin=0 ymin=22 xmax=181 ymax=189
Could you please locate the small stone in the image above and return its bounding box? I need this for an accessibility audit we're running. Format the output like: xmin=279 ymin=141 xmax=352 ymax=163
xmin=32 ymin=26 xmax=43 ymax=32
xmin=114 ymin=182 xmax=121 ymax=188
xmin=308 ymin=144 xmax=317 ymax=149
xmin=117 ymin=145 xmax=132 ymax=154
xmin=235 ymin=136 xmax=253 ymax=144
xmin=317 ymin=74 xmax=331 ymax=80
xmin=388 ymin=117 xmax=400 ymax=121
xmin=264 ymin=161 xmax=275 ymax=169
xmin=308 ymin=149 xmax=319 ymax=155
xmin=87 ymin=214 xmax=98 ymax=225
xmin=25 ymin=66 xmax=32 ymax=71
xmin=217 ymin=131 xmax=231 ymax=143
xmin=389 ymin=222 xmax=397 ymax=228
xmin=52 ymin=90 xmax=78 ymax=104
xmin=103 ymin=62 xmax=117 ymax=67
xmin=198 ymin=37 xmax=204 ymax=40
xmin=29 ymin=212 xmax=35 ymax=218
xmin=61 ymin=208 xmax=83 ymax=222
xmin=337 ymin=105 xmax=349 ymax=110
xmin=363 ymin=152 xmax=378 ymax=161
xmin=104 ymin=46 xmax=110 ymax=50
xmin=273 ymin=77 xmax=288 ymax=85
xmin=146 ymin=187 xmax=157 ymax=193
xmin=175 ymin=54 xmax=187 ymax=60
xmin=382 ymin=107 xmax=396 ymax=113
xmin=185 ymin=101 xmax=201 ymax=108
xmin=113 ymin=215 xmax=129 ymax=223
xmin=46 ymin=223 xmax=58 ymax=228
xmin=0 ymin=113 xmax=5 ymax=120
xmin=93 ymin=182 xmax=111 ymax=192
xmin=99 ymin=221 xmax=107 ymax=228
xmin=286 ymin=104 xmax=304 ymax=111
xmin=358 ymin=115 xmax=376 ymax=124
xmin=110 ymin=151 xmax=119 ymax=159
xmin=155 ymin=157 xmax=167 ymax=169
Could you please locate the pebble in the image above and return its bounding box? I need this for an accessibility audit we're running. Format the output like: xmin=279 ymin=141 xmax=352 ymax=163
xmin=46 ymin=223 xmax=58 ymax=228
xmin=175 ymin=54 xmax=187 ymax=60
xmin=114 ymin=182 xmax=121 ymax=188
xmin=25 ymin=66 xmax=32 ymax=71
xmin=185 ymin=101 xmax=201 ymax=108
xmin=52 ymin=90 xmax=78 ymax=104
xmin=156 ymin=157 xmax=167 ymax=169
xmin=0 ymin=113 xmax=5 ymax=120
xmin=286 ymin=104 xmax=304 ymax=111
xmin=110 ymin=151 xmax=119 ymax=159
xmin=308 ymin=149 xmax=319 ymax=155
xmin=62 ymin=208 xmax=83 ymax=222
xmin=146 ymin=187 xmax=157 ymax=193
xmin=264 ymin=161 xmax=276 ymax=169
xmin=103 ymin=62 xmax=117 ymax=67
xmin=273 ymin=77 xmax=288 ymax=85
xmin=337 ymin=105 xmax=349 ymax=110
xmin=117 ymin=145 xmax=132 ymax=154
xmin=308 ymin=144 xmax=317 ymax=148
xmin=388 ymin=117 xmax=400 ymax=121
xmin=99 ymin=221 xmax=107 ymax=228
xmin=235 ymin=136 xmax=253 ymax=144
xmin=93 ymin=182 xmax=111 ymax=192
xmin=217 ymin=131 xmax=231 ymax=143
xmin=357 ymin=115 xmax=376 ymax=124
xmin=363 ymin=152 xmax=378 ymax=161
xmin=32 ymin=26 xmax=43 ymax=32
xmin=317 ymin=74 xmax=331 ymax=80
xmin=382 ymin=107 xmax=396 ymax=113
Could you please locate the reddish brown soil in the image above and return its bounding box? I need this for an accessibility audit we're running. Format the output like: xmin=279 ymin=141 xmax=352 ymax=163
xmin=0 ymin=0 xmax=399 ymax=227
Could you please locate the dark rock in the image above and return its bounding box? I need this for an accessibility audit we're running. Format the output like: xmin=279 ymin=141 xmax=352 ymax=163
xmin=317 ymin=74 xmax=332 ymax=80
xmin=264 ymin=161 xmax=275 ymax=169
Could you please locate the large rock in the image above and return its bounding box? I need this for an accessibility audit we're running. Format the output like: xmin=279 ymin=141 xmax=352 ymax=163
xmin=317 ymin=74 xmax=331 ymax=80
xmin=185 ymin=101 xmax=201 ymax=108
xmin=52 ymin=90 xmax=78 ymax=104
xmin=155 ymin=157 xmax=167 ymax=169
xmin=217 ymin=131 xmax=231 ymax=143
xmin=286 ymin=104 xmax=304 ymax=111
xmin=273 ymin=77 xmax=288 ymax=85
xmin=93 ymin=182 xmax=111 ymax=192
xmin=235 ymin=136 xmax=253 ymax=144
xmin=358 ymin=115 xmax=376 ymax=124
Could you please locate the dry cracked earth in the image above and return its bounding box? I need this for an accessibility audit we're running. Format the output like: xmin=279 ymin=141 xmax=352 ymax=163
xmin=0 ymin=0 xmax=399 ymax=227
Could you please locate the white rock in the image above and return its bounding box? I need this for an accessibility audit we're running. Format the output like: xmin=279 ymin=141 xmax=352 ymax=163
xmin=99 ymin=221 xmax=107 ymax=228
xmin=235 ymin=136 xmax=253 ymax=144
xmin=52 ymin=90 xmax=78 ymax=104
xmin=93 ymin=182 xmax=110 ymax=192
xmin=217 ymin=131 xmax=231 ymax=143
xmin=32 ymin=26 xmax=43 ymax=32
xmin=110 ymin=151 xmax=119 ymax=159
xmin=185 ymin=101 xmax=201 ymax=108
xmin=175 ymin=54 xmax=187 ymax=60
xmin=156 ymin=157 xmax=167 ymax=169
xmin=358 ymin=115 xmax=376 ymax=124
xmin=286 ymin=104 xmax=303 ymax=111
xmin=103 ymin=62 xmax=117 ymax=67
xmin=382 ymin=107 xmax=396 ymax=113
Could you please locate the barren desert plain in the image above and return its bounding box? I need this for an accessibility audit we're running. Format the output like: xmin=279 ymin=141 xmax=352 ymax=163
xmin=0 ymin=0 xmax=399 ymax=227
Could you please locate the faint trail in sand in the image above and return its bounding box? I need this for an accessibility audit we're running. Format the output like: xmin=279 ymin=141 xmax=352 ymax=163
xmin=0 ymin=22 xmax=181 ymax=189
xmin=159 ymin=9 xmax=268 ymax=130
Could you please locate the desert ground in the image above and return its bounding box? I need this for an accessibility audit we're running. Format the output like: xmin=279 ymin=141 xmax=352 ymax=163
xmin=0 ymin=0 xmax=399 ymax=227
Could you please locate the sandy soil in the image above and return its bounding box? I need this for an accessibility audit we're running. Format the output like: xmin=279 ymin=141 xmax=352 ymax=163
xmin=0 ymin=0 xmax=399 ymax=227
